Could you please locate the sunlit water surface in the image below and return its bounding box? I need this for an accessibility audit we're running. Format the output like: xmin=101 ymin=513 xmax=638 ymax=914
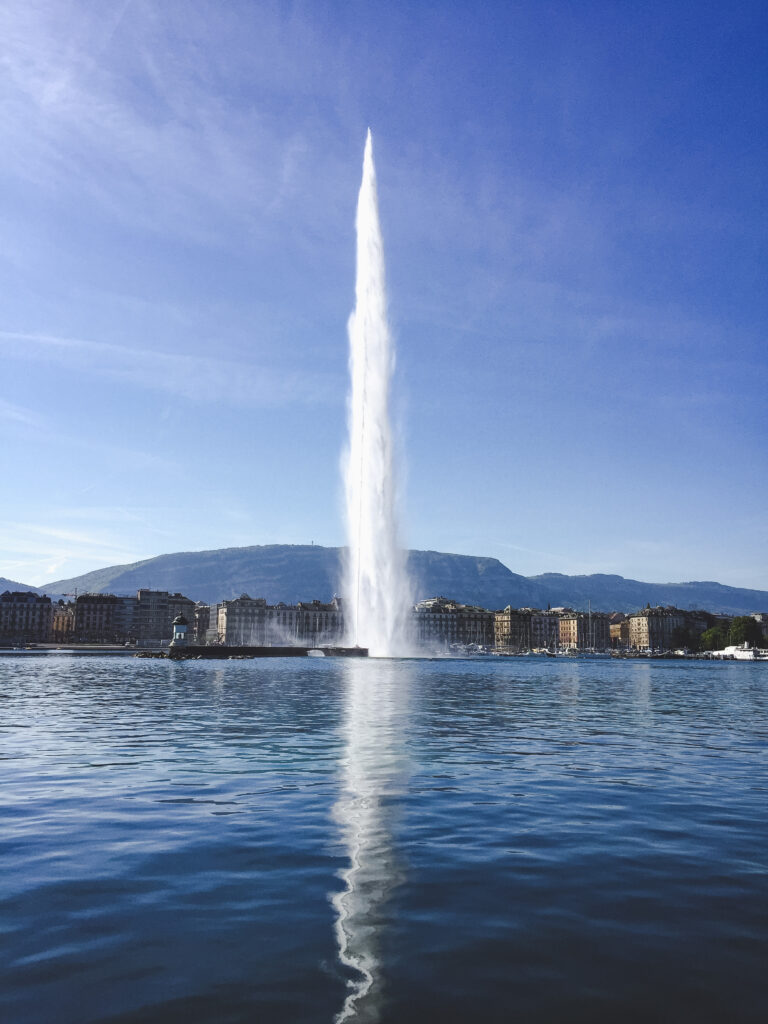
xmin=1 ymin=656 xmax=766 ymax=1023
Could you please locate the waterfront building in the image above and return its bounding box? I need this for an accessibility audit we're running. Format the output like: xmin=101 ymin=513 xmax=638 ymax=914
xmin=269 ymin=601 xmax=300 ymax=643
xmin=530 ymin=609 xmax=561 ymax=650
xmin=628 ymin=607 xmax=686 ymax=651
xmin=194 ymin=602 xmax=210 ymax=644
xmin=130 ymin=590 xmax=198 ymax=642
xmin=204 ymin=603 xmax=222 ymax=644
xmin=135 ymin=589 xmax=169 ymax=641
xmin=610 ymin=619 xmax=630 ymax=649
xmin=494 ymin=607 xmax=532 ymax=651
xmin=626 ymin=606 xmax=712 ymax=651
xmin=216 ymin=596 xmax=344 ymax=646
xmin=293 ymin=598 xmax=344 ymax=645
xmin=414 ymin=597 xmax=495 ymax=649
xmin=114 ymin=596 xmax=138 ymax=639
xmin=0 ymin=591 xmax=53 ymax=643
xmin=52 ymin=600 xmax=76 ymax=643
xmin=217 ymin=595 xmax=269 ymax=645
xmin=558 ymin=610 xmax=611 ymax=651
xmin=74 ymin=594 xmax=132 ymax=642
xmin=72 ymin=590 xmax=196 ymax=643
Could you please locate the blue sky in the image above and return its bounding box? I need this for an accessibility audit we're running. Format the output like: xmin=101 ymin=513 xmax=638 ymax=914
xmin=1 ymin=0 xmax=766 ymax=591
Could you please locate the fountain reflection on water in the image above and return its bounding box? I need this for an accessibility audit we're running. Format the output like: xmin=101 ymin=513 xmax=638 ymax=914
xmin=335 ymin=131 xmax=415 ymax=1021
xmin=343 ymin=130 xmax=412 ymax=657
xmin=332 ymin=659 xmax=410 ymax=1022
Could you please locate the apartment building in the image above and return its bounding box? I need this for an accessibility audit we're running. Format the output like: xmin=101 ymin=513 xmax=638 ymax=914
xmin=558 ymin=611 xmax=611 ymax=651
xmin=0 ymin=591 xmax=53 ymax=643
xmin=52 ymin=601 xmax=75 ymax=643
xmin=628 ymin=607 xmax=685 ymax=651
xmin=413 ymin=597 xmax=495 ymax=648
xmin=216 ymin=595 xmax=345 ymax=646
xmin=494 ymin=607 xmax=531 ymax=651
xmin=74 ymin=594 xmax=136 ymax=642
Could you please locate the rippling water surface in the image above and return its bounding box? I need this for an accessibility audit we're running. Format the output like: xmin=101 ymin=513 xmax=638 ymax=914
xmin=1 ymin=656 xmax=766 ymax=1023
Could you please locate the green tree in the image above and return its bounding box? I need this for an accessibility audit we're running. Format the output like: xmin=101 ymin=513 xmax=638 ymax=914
xmin=700 ymin=626 xmax=728 ymax=651
xmin=670 ymin=626 xmax=699 ymax=652
xmin=729 ymin=616 xmax=762 ymax=647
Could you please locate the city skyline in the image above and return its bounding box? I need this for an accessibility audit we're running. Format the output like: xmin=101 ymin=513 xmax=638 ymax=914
xmin=1 ymin=1 xmax=766 ymax=590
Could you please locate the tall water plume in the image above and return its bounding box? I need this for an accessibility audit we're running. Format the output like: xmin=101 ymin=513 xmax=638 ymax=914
xmin=343 ymin=130 xmax=411 ymax=657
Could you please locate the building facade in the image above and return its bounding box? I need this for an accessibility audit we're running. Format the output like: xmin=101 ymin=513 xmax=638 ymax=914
xmin=72 ymin=590 xmax=197 ymax=643
xmin=558 ymin=611 xmax=611 ymax=651
xmin=217 ymin=595 xmax=269 ymax=645
xmin=215 ymin=596 xmax=345 ymax=646
xmin=203 ymin=603 xmax=222 ymax=644
xmin=628 ymin=607 xmax=685 ymax=651
xmin=413 ymin=597 xmax=495 ymax=649
xmin=194 ymin=602 xmax=211 ymax=644
xmin=74 ymin=594 xmax=132 ymax=642
xmin=0 ymin=591 xmax=53 ymax=643
xmin=134 ymin=589 xmax=169 ymax=642
xmin=628 ymin=607 xmax=714 ymax=651
xmin=52 ymin=600 xmax=76 ymax=643
xmin=293 ymin=599 xmax=344 ymax=645
xmin=494 ymin=607 xmax=532 ymax=651
xmin=610 ymin=619 xmax=630 ymax=649
xmin=530 ymin=610 xmax=561 ymax=650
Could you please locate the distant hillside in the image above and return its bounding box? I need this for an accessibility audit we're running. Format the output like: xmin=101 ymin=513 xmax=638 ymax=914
xmin=42 ymin=545 xmax=539 ymax=608
xmin=531 ymin=573 xmax=768 ymax=616
xmin=44 ymin=546 xmax=341 ymax=606
xmin=32 ymin=545 xmax=768 ymax=614
xmin=0 ymin=577 xmax=41 ymax=594
xmin=407 ymin=550 xmax=538 ymax=608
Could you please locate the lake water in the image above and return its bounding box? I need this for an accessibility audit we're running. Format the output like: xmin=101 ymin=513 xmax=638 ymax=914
xmin=1 ymin=656 xmax=767 ymax=1023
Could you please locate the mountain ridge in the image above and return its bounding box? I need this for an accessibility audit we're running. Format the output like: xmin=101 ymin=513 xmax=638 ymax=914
xmin=6 ymin=545 xmax=766 ymax=615
xmin=0 ymin=577 xmax=41 ymax=594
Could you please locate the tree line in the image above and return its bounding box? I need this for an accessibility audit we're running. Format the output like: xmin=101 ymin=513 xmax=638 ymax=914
xmin=673 ymin=616 xmax=764 ymax=653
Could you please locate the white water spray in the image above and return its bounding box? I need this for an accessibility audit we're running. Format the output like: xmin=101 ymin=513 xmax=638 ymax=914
xmin=332 ymin=661 xmax=409 ymax=1023
xmin=343 ymin=130 xmax=411 ymax=657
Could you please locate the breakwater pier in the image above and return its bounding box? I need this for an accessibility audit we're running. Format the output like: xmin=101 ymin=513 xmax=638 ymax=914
xmin=0 ymin=644 xmax=368 ymax=659
xmin=155 ymin=645 xmax=368 ymax=660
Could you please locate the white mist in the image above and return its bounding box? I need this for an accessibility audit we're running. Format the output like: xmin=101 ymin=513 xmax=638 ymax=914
xmin=343 ymin=130 xmax=411 ymax=657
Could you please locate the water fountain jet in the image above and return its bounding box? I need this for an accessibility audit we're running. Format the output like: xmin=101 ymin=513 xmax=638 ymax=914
xmin=343 ymin=130 xmax=412 ymax=657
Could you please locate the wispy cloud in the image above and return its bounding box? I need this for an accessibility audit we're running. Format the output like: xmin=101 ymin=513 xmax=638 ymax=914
xmin=0 ymin=398 xmax=42 ymax=427
xmin=0 ymin=329 xmax=340 ymax=406
xmin=0 ymin=1 xmax=346 ymax=246
xmin=0 ymin=519 xmax=144 ymax=587
xmin=0 ymin=392 xmax=175 ymax=473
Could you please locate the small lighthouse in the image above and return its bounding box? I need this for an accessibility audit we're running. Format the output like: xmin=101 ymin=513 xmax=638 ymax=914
xmin=170 ymin=613 xmax=189 ymax=648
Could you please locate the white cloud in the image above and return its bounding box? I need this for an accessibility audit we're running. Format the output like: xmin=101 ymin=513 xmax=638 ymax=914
xmin=0 ymin=1 xmax=347 ymax=247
